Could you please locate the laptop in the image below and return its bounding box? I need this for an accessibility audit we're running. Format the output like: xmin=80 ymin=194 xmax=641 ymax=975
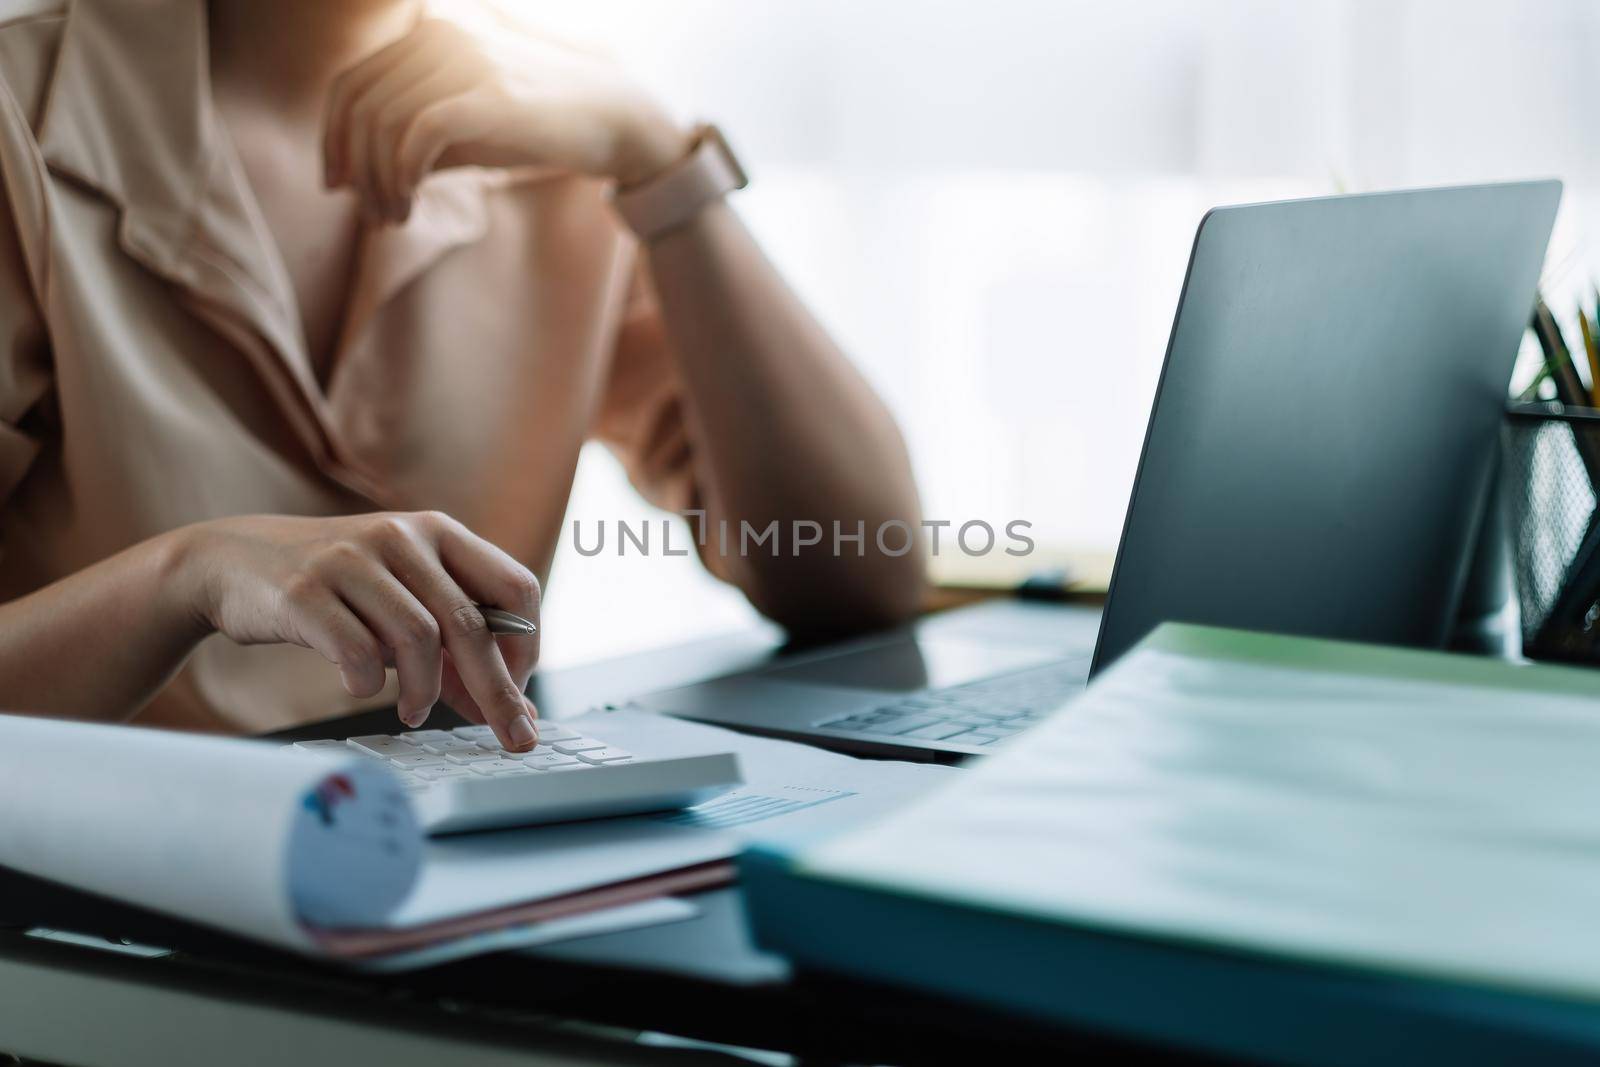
xmin=630 ymin=181 xmax=1562 ymax=759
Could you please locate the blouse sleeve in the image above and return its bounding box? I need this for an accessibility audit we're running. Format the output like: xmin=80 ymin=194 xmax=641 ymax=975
xmin=0 ymin=77 xmax=51 ymax=507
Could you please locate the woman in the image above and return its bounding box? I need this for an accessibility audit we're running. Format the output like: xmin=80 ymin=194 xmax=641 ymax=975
xmin=0 ymin=0 xmax=922 ymax=751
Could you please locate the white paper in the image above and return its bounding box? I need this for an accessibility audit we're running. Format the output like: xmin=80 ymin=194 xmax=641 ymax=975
xmin=0 ymin=714 xmax=419 ymax=952
xmin=387 ymin=709 xmax=956 ymax=926
xmin=0 ymin=708 xmax=955 ymax=959
xmin=804 ymin=629 xmax=1600 ymax=1003
xmin=357 ymin=898 xmax=700 ymax=972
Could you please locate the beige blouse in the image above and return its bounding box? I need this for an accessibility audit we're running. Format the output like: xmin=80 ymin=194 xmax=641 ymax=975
xmin=0 ymin=0 xmax=700 ymax=732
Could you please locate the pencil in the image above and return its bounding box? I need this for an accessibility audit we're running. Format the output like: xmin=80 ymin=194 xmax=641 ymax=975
xmin=1579 ymin=302 xmax=1600 ymax=406
xmin=1589 ymin=286 xmax=1600 ymax=405
xmin=1534 ymin=299 xmax=1600 ymax=489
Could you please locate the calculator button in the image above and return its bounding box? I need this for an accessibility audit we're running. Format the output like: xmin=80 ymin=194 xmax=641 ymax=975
xmin=292 ymin=739 xmax=347 ymax=754
xmin=576 ymin=747 xmax=633 ymax=765
xmin=516 ymin=743 xmax=562 ymax=757
xmin=470 ymin=759 xmax=533 ymax=776
xmin=445 ymin=749 xmax=502 ymax=765
xmin=388 ymin=752 xmax=449 ymax=768
xmin=528 ymin=723 xmax=581 ymax=743
xmin=348 ymin=735 xmax=412 ymax=756
xmin=521 ymin=751 xmax=583 ymax=769
xmin=450 ymin=725 xmax=497 ymax=741
xmin=552 ymin=738 xmax=608 ymax=755
xmin=415 ymin=766 xmax=472 ymax=781
xmin=397 ymin=729 xmax=452 ymax=746
xmin=425 ymin=739 xmax=486 ymax=756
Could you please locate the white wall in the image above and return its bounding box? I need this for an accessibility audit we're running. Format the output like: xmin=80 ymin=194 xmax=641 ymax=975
xmin=477 ymin=0 xmax=1600 ymax=665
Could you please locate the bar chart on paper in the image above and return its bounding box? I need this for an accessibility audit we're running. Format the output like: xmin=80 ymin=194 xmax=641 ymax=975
xmin=658 ymin=785 xmax=856 ymax=830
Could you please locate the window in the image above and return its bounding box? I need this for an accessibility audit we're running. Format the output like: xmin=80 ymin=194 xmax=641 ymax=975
xmin=485 ymin=0 xmax=1599 ymax=664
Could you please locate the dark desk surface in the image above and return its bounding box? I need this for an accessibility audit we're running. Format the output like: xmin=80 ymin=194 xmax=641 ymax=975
xmin=0 ymin=602 xmax=1204 ymax=1065
xmin=0 ymin=874 xmax=1189 ymax=1065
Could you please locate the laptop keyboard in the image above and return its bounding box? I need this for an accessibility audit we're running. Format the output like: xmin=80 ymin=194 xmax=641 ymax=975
xmin=816 ymin=658 xmax=1087 ymax=746
xmin=283 ymin=722 xmax=630 ymax=793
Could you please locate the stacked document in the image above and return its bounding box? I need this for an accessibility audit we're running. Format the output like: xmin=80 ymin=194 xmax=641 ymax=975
xmin=743 ymin=625 xmax=1600 ymax=1064
xmin=0 ymin=709 xmax=954 ymax=969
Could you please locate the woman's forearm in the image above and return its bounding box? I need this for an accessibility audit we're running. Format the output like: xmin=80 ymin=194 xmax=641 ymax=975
xmin=0 ymin=510 xmax=548 ymax=746
xmin=0 ymin=529 xmax=209 ymax=720
xmin=644 ymin=200 xmax=925 ymax=632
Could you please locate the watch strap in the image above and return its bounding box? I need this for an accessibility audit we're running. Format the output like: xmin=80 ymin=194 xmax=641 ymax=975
xmin=612 ymin=125 xmax=748 ymax=242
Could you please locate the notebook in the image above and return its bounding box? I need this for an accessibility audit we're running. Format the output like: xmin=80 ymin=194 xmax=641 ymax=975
xmin=742 ymin=624 xmax=1600 ymax=1063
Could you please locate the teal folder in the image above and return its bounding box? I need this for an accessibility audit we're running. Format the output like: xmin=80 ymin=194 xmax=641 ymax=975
xmin=740 ymin=625 xmax=1600 ymax=1065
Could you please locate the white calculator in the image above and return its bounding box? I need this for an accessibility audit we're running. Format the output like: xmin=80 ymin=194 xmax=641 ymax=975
xmin=286 ymin=722 xmax=741 ymax=835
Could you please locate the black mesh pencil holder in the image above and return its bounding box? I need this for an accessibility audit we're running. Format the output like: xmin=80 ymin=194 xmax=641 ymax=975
xmin=1504 ymin=402 xmax=1600 ymax=663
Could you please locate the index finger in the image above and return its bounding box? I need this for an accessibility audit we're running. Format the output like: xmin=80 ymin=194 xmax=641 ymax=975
xmin=436 ymin=599 xmax=538 ymax=751
xmin=435 ymin=520 xmax=542 ymax=683
xmin=382 ymin=534 xmax=537 ymax=751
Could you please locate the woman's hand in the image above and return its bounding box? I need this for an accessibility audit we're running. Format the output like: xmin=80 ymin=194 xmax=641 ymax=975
xmin=323 ymin=18 xmax=689 ymax=224
xmin=181 ymin=512 xmax=542 ymax=750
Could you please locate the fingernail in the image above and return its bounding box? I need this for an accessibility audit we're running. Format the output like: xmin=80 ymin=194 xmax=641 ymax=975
xmin=507 ymin=714 xmax=538 ymax=750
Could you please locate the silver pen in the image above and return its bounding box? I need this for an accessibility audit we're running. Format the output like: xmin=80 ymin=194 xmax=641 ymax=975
xmin=478 ymin=605 xmax=538 ymax=636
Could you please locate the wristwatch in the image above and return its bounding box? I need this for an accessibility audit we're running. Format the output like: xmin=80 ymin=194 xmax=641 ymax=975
xmin=611 ymin=124 xmax=748 ymax=242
